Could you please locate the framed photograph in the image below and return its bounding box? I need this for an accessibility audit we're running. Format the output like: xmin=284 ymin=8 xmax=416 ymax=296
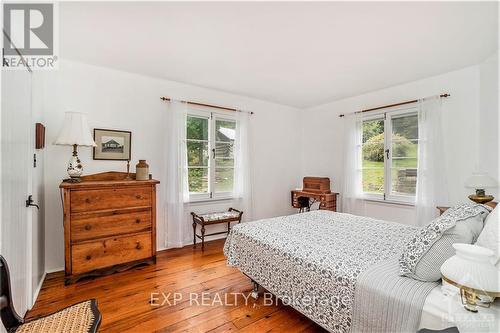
xmin=93 ymin=128 xmax=131 ymax=160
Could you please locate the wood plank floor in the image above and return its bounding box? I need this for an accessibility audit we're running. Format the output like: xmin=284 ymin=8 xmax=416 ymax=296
xmin=28 ymin=239 xmax=326 ymax=332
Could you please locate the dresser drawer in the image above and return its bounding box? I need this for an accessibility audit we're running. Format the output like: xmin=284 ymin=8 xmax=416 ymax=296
xmin=71 ymin=209 xmax=152 ymax=243
xmin=71 ymin=232 xmax=152 ymax=274
xmin=71 ymin=187 xmax=152 ymax=212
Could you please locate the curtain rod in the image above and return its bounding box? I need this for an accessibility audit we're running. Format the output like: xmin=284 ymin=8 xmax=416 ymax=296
xmin=338 ymin=93 xmax=450 ymax=118
xmin=160 ymin=97 xmax=254 ymax=115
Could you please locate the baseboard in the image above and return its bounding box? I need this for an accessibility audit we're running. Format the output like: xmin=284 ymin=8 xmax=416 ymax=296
xmin=45 ymin=267 xmax=64 ymax=274
xmin=160 ymin=233 xmax=227 ymax=251
xmin=30 ymin=271 xmax=46 ymax=310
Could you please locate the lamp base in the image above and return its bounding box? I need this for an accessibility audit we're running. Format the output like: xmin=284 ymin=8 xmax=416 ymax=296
xmin=461 ymin=288 xmax=479 ymax=313
xmin=67 ymin=144 xmax=83 ymax=181
xmin=468 ymin=194 xmax=494 ymax=204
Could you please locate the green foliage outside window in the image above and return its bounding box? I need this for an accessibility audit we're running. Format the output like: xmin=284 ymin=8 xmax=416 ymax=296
xmin=361 ymin=114 xmax=418 ymax=195
xmin=362 ymin=133 xmax=414 ymax=162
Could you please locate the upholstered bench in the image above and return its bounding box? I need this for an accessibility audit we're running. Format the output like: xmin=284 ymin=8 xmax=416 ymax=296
xmin=191 ymin=208 xmax=243 ymax=251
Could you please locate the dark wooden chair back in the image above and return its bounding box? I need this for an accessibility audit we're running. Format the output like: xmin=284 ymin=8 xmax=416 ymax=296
xmin=0 ymin=255 xmax=23 ymax=331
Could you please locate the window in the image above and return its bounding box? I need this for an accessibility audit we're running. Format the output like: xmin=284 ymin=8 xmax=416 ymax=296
xmin=186 ymin=112 xmax=236 ymax=200
xmin=361 ymin=108 xmax=418 ymax=203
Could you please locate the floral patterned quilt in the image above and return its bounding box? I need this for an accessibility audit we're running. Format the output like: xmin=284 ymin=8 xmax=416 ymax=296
xmin=224 ymin=210 xmax=417 ymax=333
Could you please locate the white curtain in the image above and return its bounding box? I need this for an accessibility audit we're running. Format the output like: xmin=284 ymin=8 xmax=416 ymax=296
xmin=416 ymin=96 xmax=448 ymax=226
xmin=233 ymin=111 xmax=254 ymax=221
xmin=342 ymin=112 xmax=366 ymax=215
xmin=164 ymin=100 xmax=189 ymax=247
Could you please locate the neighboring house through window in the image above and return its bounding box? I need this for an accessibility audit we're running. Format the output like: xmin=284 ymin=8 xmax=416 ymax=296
xmin=361 ymin=107 xmax=418 ymax=203
xmin=186 ymin=110 xmax=236 ymax=201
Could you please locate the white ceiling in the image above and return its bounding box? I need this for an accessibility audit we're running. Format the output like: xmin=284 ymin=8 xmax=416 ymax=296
xmin=60 ymin=1 xmax=498 ymax=108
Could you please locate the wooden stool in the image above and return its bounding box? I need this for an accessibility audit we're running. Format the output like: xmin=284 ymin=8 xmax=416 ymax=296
xmin=191 ymin=208 xmax=243 ymax=251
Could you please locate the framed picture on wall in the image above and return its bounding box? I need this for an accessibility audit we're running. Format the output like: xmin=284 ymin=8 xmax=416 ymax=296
xmin=93 ymin=128 xmax=131 ymax=160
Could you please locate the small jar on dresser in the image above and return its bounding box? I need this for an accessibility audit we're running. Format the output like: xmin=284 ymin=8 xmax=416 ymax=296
xmin=60 ymin=171 xmax=160 ymax=284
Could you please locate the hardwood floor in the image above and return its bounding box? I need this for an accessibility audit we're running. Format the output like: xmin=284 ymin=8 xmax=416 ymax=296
xmin=28 ymin=239 xmax=326 ymax=332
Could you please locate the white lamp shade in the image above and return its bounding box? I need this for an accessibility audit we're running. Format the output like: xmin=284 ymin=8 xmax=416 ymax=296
xmin=54 ymin=112 xmax=96 ymax=147
xmin=464 ymin=173 xmax=498 ymax=189
xmin=441 ymin=243 xmax=500 ymax=293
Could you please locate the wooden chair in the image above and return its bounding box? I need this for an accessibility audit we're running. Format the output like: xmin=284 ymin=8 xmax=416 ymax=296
xmin=0 ymin=255 xmax=101 ymax=333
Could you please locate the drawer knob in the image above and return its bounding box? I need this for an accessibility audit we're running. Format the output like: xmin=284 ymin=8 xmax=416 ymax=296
xmin=135 ymin=242 xmax=142 ymax=250
xmin=136 ymin=195 xmax=142 ymax=199
xmin=84 ymin=225 xmax=91 ymax=231
xmin=85 ymin=198 xmax=91 ymax=203
xmin=86 ymin=255 xmax=91 ymax=260
xmin=135 ymin=219 xmax=141 ymax=224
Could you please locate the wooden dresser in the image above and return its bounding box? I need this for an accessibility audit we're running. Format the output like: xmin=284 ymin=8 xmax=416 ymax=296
xmin=60 ymin=172 xmax=159 ymax=284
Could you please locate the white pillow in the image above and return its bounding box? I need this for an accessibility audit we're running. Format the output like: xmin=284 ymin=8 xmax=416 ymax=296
xmin=475 ymin=205 xmax=499 ymax=265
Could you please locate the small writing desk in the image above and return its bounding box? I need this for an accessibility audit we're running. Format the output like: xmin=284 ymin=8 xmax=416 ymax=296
xmin=291 ymin=177 xmax=339 ymax=212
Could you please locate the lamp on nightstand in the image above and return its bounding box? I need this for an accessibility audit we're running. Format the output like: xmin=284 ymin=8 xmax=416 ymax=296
xmin=54 ymin=112 xmax=96 ymax=182
xmin=465 ymin=173 xmax=498 ymax=204
xmin=441 ymin=244 xmax=500 ymax=312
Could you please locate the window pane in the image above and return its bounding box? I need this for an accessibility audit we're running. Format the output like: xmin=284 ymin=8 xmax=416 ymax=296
xmin=188 ymin=168 xmax=208 ymax=193
xmin=215 ymin=142 xmax=234 ymax=159
xmin=392 ymin=157 xmax=417 ymax=169
xmin=216 ymin=158 xmax=234 ymax=168
xmin=216 ymin=120 xmax=236 ymax=142
xmin=187 ymin=116 xmax=209 ymax=140
xmin=362 ymin=118 xmax=385 ymax=194
xmin=187 ymin=141 xmax=208 ymax=166
xmin=362 ymin=119 xmax=384 ymax=143
xmin=362 ymin=157 xmax=385 ymax=193
xmin=392 ymin=114 xmax=418 ymax=140
xmin=362 ymin=141 xmax=384 ymax=163
xmin=392 ymin=141 xmax=418 ymax=159
xmin=391 ymin=168 xmax=417 ymax=195
xmin=215 ymin=168 xmax=234 ymax=193
xmin=391 ymin=113 xmax=418 ymax=196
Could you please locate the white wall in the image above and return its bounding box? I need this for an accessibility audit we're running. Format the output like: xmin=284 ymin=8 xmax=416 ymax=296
xmin=479 ymin=52 xmax=499 ymax=198
xmin=300 ymin=65 xmax=485 ymax=225
xmin=39 ymin=60 xmax=301 ymax=272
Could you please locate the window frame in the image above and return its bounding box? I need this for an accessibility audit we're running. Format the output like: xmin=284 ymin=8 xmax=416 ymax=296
xmin=186 ymin=108 xmax=236 ymax=202
xmin=360 ymin=106 xmax=418 ymax=205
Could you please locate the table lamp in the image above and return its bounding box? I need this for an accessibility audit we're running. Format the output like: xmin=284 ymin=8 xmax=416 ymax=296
xmin=441 ymin=243 xmax=500 ymax=312
xmin=465 ymin=173 xmax=498 ymax=204
xmin=54 ymin=112 xmax=96 ymax=182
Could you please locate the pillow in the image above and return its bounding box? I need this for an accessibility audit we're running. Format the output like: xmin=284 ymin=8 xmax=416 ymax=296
xmin=475 ymin=205 xmax=499 ymax=265
xmin=399 ymin=203 xmax=489 ymax=281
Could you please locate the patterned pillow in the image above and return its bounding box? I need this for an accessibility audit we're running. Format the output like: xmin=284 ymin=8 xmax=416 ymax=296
xmin=399 ymin=203 xmax=489 ymax=281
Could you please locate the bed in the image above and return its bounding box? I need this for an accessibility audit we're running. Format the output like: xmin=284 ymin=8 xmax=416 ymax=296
xmin=224 ymin=210 xmax=439 ymax=333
